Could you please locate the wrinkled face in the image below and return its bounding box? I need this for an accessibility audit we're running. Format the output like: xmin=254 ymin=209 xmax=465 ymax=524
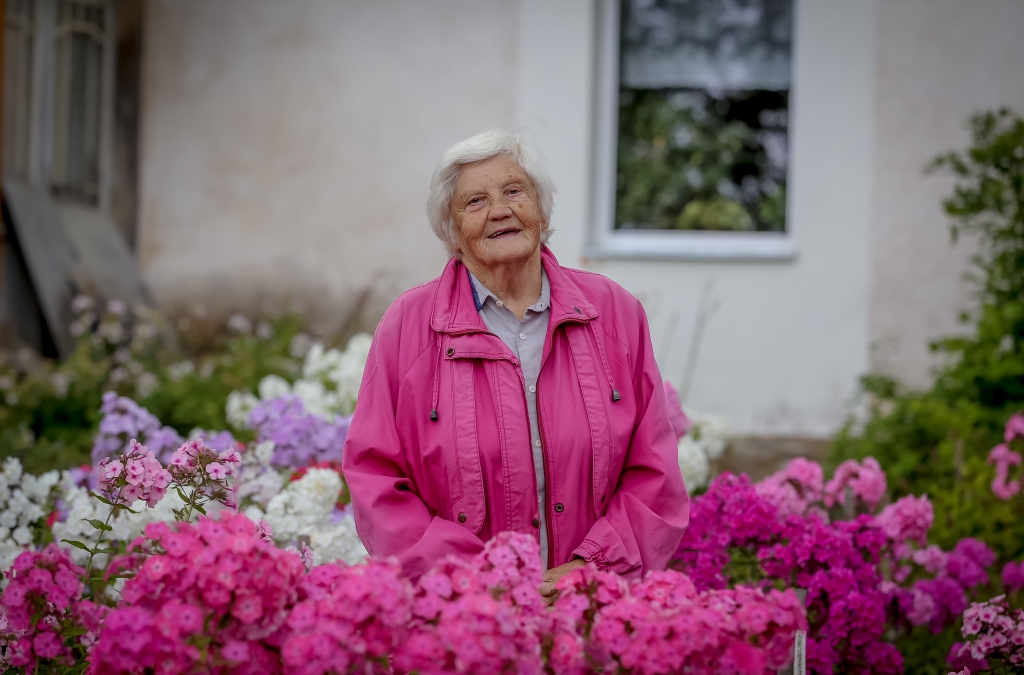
xmin=450 ymin=155 xmax=547 ymax=268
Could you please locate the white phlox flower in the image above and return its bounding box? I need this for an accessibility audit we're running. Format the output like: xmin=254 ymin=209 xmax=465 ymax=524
xmin=253 ymin=467 xmax=366 ymax=566
xmin=677 ymin=436 xmax=711 ymax=492
xmin=225 ymin=390 xmax=260 ymax=429
xmin=0 ymin=458 xmax=60 ymax=582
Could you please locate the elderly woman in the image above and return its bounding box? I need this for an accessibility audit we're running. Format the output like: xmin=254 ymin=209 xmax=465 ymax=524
xmin=342 ymin=129 xmax=689 ymax=591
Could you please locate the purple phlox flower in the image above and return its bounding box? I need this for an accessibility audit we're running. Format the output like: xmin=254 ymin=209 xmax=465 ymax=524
xmin=248 ymin=395 xmax=350 ymax=470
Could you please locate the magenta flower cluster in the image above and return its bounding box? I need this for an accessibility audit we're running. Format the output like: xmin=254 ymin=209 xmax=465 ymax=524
xmin=0 ymin=545 xmax=107 ymax=670
xmin=89 ymin=513 xmax=308 ymax=675
xmin=77 ymin=519 xmax=805 ymax=675
xmin=675 ymin=469 xmax=902 ymax=674
xmin=96 ymin=439 xmax=172 ymax=508
xmin=553 ymin=564 xmax=807 ymax=675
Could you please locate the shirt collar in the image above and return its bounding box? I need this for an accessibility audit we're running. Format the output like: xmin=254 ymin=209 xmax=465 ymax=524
xmin=468 ymin=267 xmax=550 ymax=314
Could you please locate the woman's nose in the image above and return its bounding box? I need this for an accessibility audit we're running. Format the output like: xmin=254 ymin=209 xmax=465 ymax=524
xmin=489 ymin=197 xmax=514 ymax=220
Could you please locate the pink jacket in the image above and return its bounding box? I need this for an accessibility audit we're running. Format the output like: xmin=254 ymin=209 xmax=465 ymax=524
xmin=343 ymin=247 xmax=689 ymax=579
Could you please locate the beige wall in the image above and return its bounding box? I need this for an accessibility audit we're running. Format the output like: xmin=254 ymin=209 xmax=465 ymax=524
xmin=870 ymin=0 xmax=1024 ymax=387
xmin=137 ymin=0 xmax=518 ymax=325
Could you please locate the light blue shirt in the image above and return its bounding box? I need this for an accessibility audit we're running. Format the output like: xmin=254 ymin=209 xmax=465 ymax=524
xmin=468 ymin=268 xmax=551 ymax=568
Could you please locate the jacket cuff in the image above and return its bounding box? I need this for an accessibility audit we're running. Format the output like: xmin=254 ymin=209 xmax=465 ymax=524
xmin=572 ymin=540 xmax=609 ymax=571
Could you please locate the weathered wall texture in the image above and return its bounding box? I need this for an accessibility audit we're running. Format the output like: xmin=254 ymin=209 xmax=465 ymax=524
xmin=137 ymin=0 xmax=518 ymax=325
xmin=869 ymin=0 xmax=1024 ymax=388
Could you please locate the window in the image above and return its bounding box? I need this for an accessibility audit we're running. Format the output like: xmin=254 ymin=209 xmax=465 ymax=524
xmin=51 ymin=1 xmax=106 ymax=203
xmin=2 ymin=0 xmax=113 ymax=208
xmin=3 ymin=0 xmax=35 ymax=180
xmin=590 ymin=0 xmax=797 ymax=260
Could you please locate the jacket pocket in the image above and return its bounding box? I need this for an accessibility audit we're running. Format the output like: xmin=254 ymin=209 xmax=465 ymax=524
xmin=565 ymin=324 xmax=614 ymax=515
xmin=447 ymin=356 xmax=486 ymax=535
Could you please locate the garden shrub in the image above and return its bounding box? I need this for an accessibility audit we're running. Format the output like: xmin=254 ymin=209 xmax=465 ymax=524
xmin=0 ymin=300 xmax=314 ymax=475
xmin=832 ymin=108 xmax=1024 ymax=673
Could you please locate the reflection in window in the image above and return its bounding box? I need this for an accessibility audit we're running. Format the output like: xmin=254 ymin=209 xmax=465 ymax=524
xmin=51 ymin=0 xmax=105 ymax=204
xmin=616 ymin=0 xmax=793 ymax=232
xmin=3 ymin=0 xmax=35 ymax=180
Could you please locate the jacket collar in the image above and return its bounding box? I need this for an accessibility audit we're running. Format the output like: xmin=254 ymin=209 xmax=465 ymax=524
xmin=430 ymin=246 xmax=598 ymax=335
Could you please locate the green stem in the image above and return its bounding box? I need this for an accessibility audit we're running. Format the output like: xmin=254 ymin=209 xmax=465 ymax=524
xmin=83 ymin=498 xmax=117 ymax=589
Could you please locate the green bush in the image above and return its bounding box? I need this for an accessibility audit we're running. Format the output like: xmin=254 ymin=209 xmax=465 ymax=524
xmin=832 ymin=108 xmax=1024 ymax=673
xmin=0 ymin=301 xmax=312 ymax=474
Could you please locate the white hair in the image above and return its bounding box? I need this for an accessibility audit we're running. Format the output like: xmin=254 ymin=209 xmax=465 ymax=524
xmin=427 ymin=129 xmax=557 ymax=257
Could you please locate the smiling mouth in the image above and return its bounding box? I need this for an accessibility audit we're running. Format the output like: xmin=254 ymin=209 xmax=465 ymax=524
xmin=487 ymin=228 xmax=520 ymax=239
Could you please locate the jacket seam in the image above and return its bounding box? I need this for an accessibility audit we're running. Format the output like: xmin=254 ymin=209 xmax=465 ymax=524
xmin=398 ymin=339 xmax=439 ymax=389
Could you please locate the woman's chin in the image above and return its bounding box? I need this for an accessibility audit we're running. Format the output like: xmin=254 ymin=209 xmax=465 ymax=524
xmin=475 ymin=240 xmax=540 ymax=267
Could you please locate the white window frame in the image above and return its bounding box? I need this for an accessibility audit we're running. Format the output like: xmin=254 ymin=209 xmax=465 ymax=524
xmin=586 ymin=0 xmax=798 ymax=262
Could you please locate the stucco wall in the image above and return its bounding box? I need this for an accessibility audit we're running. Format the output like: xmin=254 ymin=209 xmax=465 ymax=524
xmin=137 ymin=0 xmax=518 ymax=324
xmin=869 ymin=0 xmax=1024 ymax=388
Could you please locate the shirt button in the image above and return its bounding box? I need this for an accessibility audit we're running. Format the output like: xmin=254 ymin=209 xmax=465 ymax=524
xmin=554 ymin=503 xmax=564 ymax=513
xmin=528 ymin=384 xmax=536 ymax=393
xmin=457 ymin=512 xmax=467 ymax=523
xmin=519 ymin=333 xmax=526 ymax=341
xmin=496 ymin=300 xmax=504 ymax=307
xmin=532 ymin=517 xmax=540 ymax=528
xmin=534 ymin=439 xmax=541 ymax=447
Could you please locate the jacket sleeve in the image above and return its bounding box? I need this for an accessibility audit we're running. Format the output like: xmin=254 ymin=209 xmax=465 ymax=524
xmin=342 ymin=329 xmax=485 ymax=579
xmin=571 ymin=301 xmax=690 ymax=579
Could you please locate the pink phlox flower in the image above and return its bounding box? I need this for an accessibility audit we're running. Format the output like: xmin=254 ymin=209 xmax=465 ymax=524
xmin=206 ymin=462 xmax=227 ymax=480
xmin=876 ymin=494 xmax=933 ymax=547
xmin=254 ymin=518 xmax=274 ymax=543
xmin=1002 ymin=561 xmax=1024 ymax=593
xmin=906 ymin=586 xmax=936 ymax=627
xmin=1004 ymin=412 xmax=1024 ymax=442
xmin=946 ymin=539 xmax=996 ymax=589
xmin=756 ymin=458 xmax=825 ymax=517
xmin=988 ymin=443 xmax=1022 ymax=500
xmin=824 ymin=457 xmax=887 ymax=511
xmin=663 ymin=380 xmax=691 ymax=441
xmin=912 ymin=544 xmax=949 ymax=575
xmin=298 ymin=542 xmax=314 ymax=571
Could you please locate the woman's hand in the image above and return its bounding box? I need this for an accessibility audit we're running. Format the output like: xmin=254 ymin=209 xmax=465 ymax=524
xmin=539 ymin=557 xmax=586 ymax=605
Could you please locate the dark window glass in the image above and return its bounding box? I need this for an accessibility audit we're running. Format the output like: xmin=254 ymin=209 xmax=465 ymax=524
xmin=51 ymin=1 xmax=105 ymax=204
xmin=3 ymin=0 xmax=35 ymax=180
xmin=616 ymin=0 xmax=793 ymax=232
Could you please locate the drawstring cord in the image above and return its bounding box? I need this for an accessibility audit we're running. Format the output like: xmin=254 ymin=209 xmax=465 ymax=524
xmin=430 ymin=333 xmax=442 ymax=421
xmin=587 ymin=321 xmax=620 ymax=402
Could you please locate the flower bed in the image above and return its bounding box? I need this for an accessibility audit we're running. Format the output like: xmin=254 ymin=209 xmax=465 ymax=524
xmin=0 ymin=439 xmax=807 ymax=674
xmin=2 ymin=328 xmax=1023 ymax=672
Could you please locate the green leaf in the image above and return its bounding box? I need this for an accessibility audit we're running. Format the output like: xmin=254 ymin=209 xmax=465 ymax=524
xmin=89 ymin=491 xmax=114 ymax=505
xmin=194 ymin=503 xmax=207 ymax=515
xmin=86 ymin=518 xmax=113 ymax=532
xmin=61 ymin=539 xmax=91 ymax=552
